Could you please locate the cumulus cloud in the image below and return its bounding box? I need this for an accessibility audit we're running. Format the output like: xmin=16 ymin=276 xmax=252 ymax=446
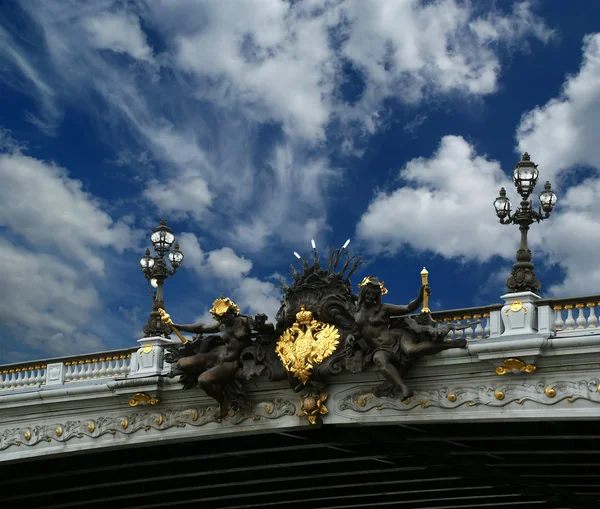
xmin=176 ymin=232 xmax=281 ymax=321
xmin=0 ymin=143 xmax=140 ymax=358
xmin=513 ymin=32 xmax=600 ymax=296
xmin=517 ymin=33 xmax=600 ymax=184
xmin=0 ymin=151 xmax=139 ymax=274
xmin=0 ymin=0 xmax=553 ymax=256
xmin=356 ymin=135 xmax=514 ymax=261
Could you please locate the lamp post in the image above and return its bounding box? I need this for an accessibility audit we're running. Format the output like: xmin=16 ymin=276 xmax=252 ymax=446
xmin=494 ymin=152 xmax=557 ymax=294
xmin=139 ymin=219 xmax=184 ymax=337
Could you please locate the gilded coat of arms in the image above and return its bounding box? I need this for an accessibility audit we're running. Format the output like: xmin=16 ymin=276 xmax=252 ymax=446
xmin=275 ymin=305 xmax=340 ymax=384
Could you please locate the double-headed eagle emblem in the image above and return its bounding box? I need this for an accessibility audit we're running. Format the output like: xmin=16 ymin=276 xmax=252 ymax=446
xmin=275 ymin=305 xmax=340 ymax=384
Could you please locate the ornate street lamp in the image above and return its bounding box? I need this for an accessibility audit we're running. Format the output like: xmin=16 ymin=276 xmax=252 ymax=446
xmin=494 ymin=153 xmax=557 ymax=294
xmin=139 ymin=219 xmax=184 ymax=337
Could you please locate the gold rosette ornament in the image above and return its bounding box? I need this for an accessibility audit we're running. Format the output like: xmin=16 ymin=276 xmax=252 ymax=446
xmin=275 ymin=305 xmax=340 ymax=384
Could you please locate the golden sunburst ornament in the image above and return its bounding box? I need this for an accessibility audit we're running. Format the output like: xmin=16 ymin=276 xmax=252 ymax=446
xmin=209 ymin=297 xmax=240 ymax=319
xmin=275 ymin=305 xmax=340 ymax=384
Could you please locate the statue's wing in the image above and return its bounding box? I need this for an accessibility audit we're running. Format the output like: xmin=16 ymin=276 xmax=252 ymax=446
xmin=313 ymin=325 xmax=341 ymax=364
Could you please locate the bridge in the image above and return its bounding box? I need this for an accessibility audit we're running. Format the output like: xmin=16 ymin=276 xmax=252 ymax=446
xmin=2 ymin=289 xmax=600 ymax=509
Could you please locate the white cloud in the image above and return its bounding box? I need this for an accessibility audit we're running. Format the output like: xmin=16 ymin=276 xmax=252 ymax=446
xmin=0 ymin=144 xmax=141 ymax=358
xmin=336 ymin=0 xmax=553 ymax=130
xmin=1 ymin=0 xmax=553 ymax=259
xmin=176 ymin=232 xmax=281 ymax=321
xmin=143 ymin=176 xmax=213 ymax=222
xmin=514 ymin=33 xmax=600 ymax=296
xmin=82 ymin=11 xmax=153 ymax=62
xmin=0 ymin=238 xmax=107 ymax=356
xmin=0 ymin=151 xmax=139 ymax=274
xmin=517 ymin=33 xmax=600 ymax=184
xmin=206 ymin=248 xmax=252 ymax=280
xmin=356 ymin=135 xmax=514 ymax=261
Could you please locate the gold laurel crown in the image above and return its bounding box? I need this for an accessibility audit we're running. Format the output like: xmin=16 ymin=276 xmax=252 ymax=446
xmin=209 ymin=297 xmax=240 ymax=319
xmin=296 ymin=305 xmax=313 ymax=325
xmin=358 ymin=276 xmax=388 ymax=295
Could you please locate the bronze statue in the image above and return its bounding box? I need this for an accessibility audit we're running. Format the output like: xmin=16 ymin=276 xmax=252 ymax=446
xmin=160 ymin=297 xmax=274 ymax=418
xmin=353 ymin=276 xmax=467 ymax=401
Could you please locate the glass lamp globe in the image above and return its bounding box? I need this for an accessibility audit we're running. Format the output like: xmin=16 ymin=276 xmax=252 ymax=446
xmin=539 ymin=181 xmax=557 ymax=213
xmin=168 ymin=243 xmax=184 ymax=269
xmin=150 ymin=219 xmax=175 ymax=255
xmin=139 ymin=248 xmax=154 ymax=273
xmin=494 ymin=188 xmax=511 ymax=219
xmin=513 ymin=152 xmax=539 ymax=198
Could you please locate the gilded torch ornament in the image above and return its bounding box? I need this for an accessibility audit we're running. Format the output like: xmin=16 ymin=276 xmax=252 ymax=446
xmin=421 ymin=267 xmax=430 ymax=313
xmin=158 ymin=308 xmax=189 ymax=344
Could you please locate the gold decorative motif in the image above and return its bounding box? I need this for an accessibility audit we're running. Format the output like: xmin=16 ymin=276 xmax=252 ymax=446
xmin=120 ymin=418 xmax=129 ymax=430
xmin=447 ymin=393 xmax=457 ymax=403
xmin=545 ymin=387 xmax=556 ymax=398
xmin=495 ymin=358 xmax=537 ymax=376
xmin=87 ymin=421 xmax=96 ymax=433
xmin=155 ymin=415 xmax=163 ymax=425
xmin=263 ymin=402 xmax=274 ymax=415
xmin=190 ymin=409 xmax=199 ymax=421
xmin=494 ymin=390 xmax=505 ymax=400
xmin=23 ymin=430 xmax=31 ymax=441
xmin=55 ymin=425 xmax=63 ymax=437
xmin=129 ymin=393 xmax=160 ymax=407
xmin=209 ymin=297 xmax=240 ymax=319
xmin=141 ymin=344 xmax=154 ymax=355
xmin=509 ymin=301 xmax=523 ymax=312
xmin=299 ymin=391 xmax=328 ymax=425
xmin=275 ymin=305 xmax=340 ymax=384
xmin=358 ymin=276 xmax=388 ymax=295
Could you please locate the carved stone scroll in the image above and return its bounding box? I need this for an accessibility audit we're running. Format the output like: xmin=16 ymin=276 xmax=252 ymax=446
xmin=0 ymin=399 xmax=295 ymax=451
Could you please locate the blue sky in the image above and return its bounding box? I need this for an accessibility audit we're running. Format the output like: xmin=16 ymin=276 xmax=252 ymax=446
xmin=1 ymin=0 xmax=599 ymax=363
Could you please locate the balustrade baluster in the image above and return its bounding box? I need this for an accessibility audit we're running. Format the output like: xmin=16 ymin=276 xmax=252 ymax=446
xmin=453 ymin=317 xmax=464 ymax=341
xmin=98 ymin=358 xmax=107 ymax=378
xmin=473 ymin=314 xmax=483 ymax=339
xmin=564 ymin=305 xmax=575 ymax=330
xmin=463 ymin=315 xmax=474 ymax=339
xmin=587 ymin=303 xmax=598 ymax=329
xmin=576 ymin=303 xmax=586 ymax=329
xmin=119 ymin=355 xmax=128 ymax=376
xmin=483 ymin=313 xmax=491 ymax=338
xmin=553 ymin=306 xmax=564 ymax=331
xmin=84 ymin=360 xmax=93 ymax=380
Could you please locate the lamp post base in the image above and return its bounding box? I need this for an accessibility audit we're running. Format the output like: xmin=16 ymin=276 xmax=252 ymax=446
xmin=506 ymin=263 xmax=542 ymax=294
xmin=142 ymin=310 xmax=172 ymax=338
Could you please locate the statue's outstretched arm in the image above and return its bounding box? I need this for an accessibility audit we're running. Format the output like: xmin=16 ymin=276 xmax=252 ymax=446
xmin=173 ymin=322 xmax=220 ymax=334
xmin=384 ymin=284 xmax=429 ymax=317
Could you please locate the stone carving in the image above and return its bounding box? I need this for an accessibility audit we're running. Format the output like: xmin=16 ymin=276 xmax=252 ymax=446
xmin=161 ymin=298 xmax=282 ymax=418
xmin=338 ymin=379 xmax=600 ymax=413
xmin=0 ymin=399 xmax=295 ymax=451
